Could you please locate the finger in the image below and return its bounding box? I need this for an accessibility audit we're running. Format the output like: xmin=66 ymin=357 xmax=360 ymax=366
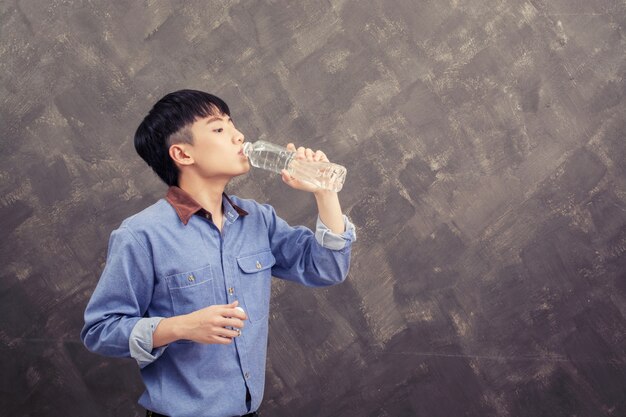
xmin=214 ymin=326 xmax=239 ymax=338
xmin=227 ymin=304 xmax=247 ymax=320
xmin=218 ymin=317 xmax=245 ymax=328
xmin=233 ymin=308 xmax=247 ymax=321
xmin=281 ymin=169 xmax=296 ymax=184
xmin=304 ymin=148 xmax=314 ymax=161
xmin=223 ymin=318 xmax=245 ymax=328
xmin=313 ymin=150 xmax=327 ymax=162
xmin=222 ymin=328 xmax=241 ymax=338
xmin=211 ymin=301 xmax=237 ymax=313
xmin=212 ymin=335 xmax=234 ymax=345
xmin=296 ymin=146 xmax=306 ymax=159
xmin=220 ymin=327 xmax=241 ymax=338
xmin=220 ymin=300 xmax=241 ymax=316
xmin=286 ymin=143 xmax=296 ymax=151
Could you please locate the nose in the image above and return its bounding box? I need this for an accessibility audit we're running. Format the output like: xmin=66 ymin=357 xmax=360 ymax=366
xmin=234 ymin=129 xmax=244 ymax=143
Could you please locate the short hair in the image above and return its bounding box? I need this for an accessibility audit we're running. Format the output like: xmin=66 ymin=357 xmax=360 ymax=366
xmin=134 ymin=89 xmax=230 ymax=186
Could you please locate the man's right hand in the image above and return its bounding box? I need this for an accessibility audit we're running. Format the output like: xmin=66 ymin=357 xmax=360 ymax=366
xmin=153 ymin=301 xmax=247 ymax=347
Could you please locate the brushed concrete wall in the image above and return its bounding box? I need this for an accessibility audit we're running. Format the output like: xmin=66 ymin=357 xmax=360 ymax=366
xmin=2 ymin=1 xmax=625 ymax=416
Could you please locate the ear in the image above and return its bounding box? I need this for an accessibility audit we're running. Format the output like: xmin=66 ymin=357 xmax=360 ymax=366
xmin=169 ymin=144 xmax=194 ymax=166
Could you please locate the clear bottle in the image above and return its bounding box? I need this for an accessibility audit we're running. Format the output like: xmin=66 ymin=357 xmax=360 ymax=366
xmin=243 ymin=140 xmax=347 ymax=192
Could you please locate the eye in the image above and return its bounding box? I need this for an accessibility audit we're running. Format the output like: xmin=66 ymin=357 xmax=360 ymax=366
xmin=213 ymin=128 xmax=224 ymax=133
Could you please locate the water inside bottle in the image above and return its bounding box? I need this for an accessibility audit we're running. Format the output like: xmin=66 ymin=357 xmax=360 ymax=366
xmin=243 ymin=141 xmax=347 ymax=192
xmin=243 ymin=141 xmax=294 ymax=172
xmin=288 ymin=159 xmax=346 ymax=192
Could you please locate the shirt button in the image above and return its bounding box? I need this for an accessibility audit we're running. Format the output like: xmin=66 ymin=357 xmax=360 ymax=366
xmin=245 ymin=372 xmax=250 ymax=379
xmin=228 ymin=287 xmax=235 ymax=295
xmin=188 ymin=275 xmax=195 ymax=282
xmin=256 ymin=261 xmax=262 ymax=269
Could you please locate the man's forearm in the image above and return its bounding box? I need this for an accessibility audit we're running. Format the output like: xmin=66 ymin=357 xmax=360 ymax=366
xmin=314 ymin=190 xmax=345 ymax=234
xmin=153 ymin=315 xmax=185 ymax=348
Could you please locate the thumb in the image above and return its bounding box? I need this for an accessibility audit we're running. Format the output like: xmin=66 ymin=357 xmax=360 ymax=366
xmin=281 ymin=169 xmax=296 ymax=184
xmin=227 ymin=300 xmax=239 ymax=308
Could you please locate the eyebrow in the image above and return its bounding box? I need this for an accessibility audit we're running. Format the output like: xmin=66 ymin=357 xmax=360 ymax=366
xmin=205 ymin=115 xmax=231 ymax=124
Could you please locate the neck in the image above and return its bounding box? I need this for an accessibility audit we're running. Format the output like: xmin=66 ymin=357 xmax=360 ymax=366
xmin=178 ymin=175 xmax=228 ymax=216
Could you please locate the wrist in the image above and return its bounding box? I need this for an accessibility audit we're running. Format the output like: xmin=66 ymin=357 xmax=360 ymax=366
xmin=171 ymin=314 xmax=190 ymax=340
xmin=154 ymin=315 xmax=187 ymax=347
xmin=313 ymin=189 xmax=338 ymax=200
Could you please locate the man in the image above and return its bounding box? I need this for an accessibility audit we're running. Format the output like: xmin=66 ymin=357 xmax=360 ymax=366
xmin=81 ymin=89 xmax=356 ymax=417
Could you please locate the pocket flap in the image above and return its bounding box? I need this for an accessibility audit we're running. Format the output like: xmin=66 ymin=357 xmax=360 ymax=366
xmin=165 ymin=265 xmax=212 ymax=289
xmin=237 ymin=250 xmax=276 ymax=274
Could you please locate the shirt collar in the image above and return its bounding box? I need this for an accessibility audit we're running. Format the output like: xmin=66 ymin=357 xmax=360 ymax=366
xmin=165 ymin=186 xmax=248 ymax=225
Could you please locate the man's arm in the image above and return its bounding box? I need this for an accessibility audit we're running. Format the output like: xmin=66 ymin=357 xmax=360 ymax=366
xmin=152 ymin=301 xmax=246 ymax=348
xmin=313 ymin=190 xmax=344 ymax=234
xmin=263 ymin=143 xmax=355 ymax=287
xmin=280 ymin=143 xmax=346 ymax=234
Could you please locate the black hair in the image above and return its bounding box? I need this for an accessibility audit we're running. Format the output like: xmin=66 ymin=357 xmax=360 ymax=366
xmin=134 ymin=89 xmax=230 ymax=186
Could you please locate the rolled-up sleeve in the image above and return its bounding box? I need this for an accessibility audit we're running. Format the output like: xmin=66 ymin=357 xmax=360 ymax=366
xmin=314 ymin=215 xmax=357 ymax=250
xmin=129 ymin=317 xmax=167 ymax=368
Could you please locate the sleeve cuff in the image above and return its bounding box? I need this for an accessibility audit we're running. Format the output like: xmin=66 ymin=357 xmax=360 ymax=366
xmin=129 ymin=317 xmax=167 ymax=368
xmin=315 ymin=215 xmax=357 ymax=250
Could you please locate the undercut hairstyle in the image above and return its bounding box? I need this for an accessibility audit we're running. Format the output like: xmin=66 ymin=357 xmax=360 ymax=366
xmin=134 ymin=89 xmax=230 ymax=186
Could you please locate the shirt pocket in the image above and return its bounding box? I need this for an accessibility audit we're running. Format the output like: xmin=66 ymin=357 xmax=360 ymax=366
xmin=236 ymin=249 xmax=275 ymax=322
xmin=165 ymin=265 xmax=216 ymax=317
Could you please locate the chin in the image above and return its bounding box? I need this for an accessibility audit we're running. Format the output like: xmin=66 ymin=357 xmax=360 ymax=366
xmin=235 ymin=165 xmax=251 ymax=176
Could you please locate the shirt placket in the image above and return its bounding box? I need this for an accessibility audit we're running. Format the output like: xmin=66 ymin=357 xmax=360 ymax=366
xmin=221 ymin=204 xmax=254 ymax=393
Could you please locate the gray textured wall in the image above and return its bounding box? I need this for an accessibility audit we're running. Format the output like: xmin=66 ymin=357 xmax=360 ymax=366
xmin=2 ymin=1 xmax=625 ymax=416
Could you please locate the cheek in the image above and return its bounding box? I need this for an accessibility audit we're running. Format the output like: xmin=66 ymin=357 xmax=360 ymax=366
xmin=202 ymin=154 xmax=224 ymax=172
xmin=196 ymin=146 xmax=233 ymax=173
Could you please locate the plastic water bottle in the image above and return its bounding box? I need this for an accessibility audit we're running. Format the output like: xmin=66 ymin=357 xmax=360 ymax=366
xmin=243 ymin=140 xmax=347 ymax=192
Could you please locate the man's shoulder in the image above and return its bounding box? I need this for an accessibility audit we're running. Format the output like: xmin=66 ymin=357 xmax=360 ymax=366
xmin=119 ymin=199 xmax=175 ymax=231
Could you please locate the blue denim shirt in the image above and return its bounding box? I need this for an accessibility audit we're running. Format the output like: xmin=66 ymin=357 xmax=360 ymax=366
xmin=81 ymin=187 xmax=355 ymax=417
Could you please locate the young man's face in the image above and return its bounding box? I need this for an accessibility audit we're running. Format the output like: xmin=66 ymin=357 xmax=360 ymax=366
xmin=184 ymin=113 xmax=250 ymax=180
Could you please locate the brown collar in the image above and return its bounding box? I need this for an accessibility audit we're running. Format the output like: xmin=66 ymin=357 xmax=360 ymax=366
xmin=165 ymin=186 xmax=248 ymax=225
